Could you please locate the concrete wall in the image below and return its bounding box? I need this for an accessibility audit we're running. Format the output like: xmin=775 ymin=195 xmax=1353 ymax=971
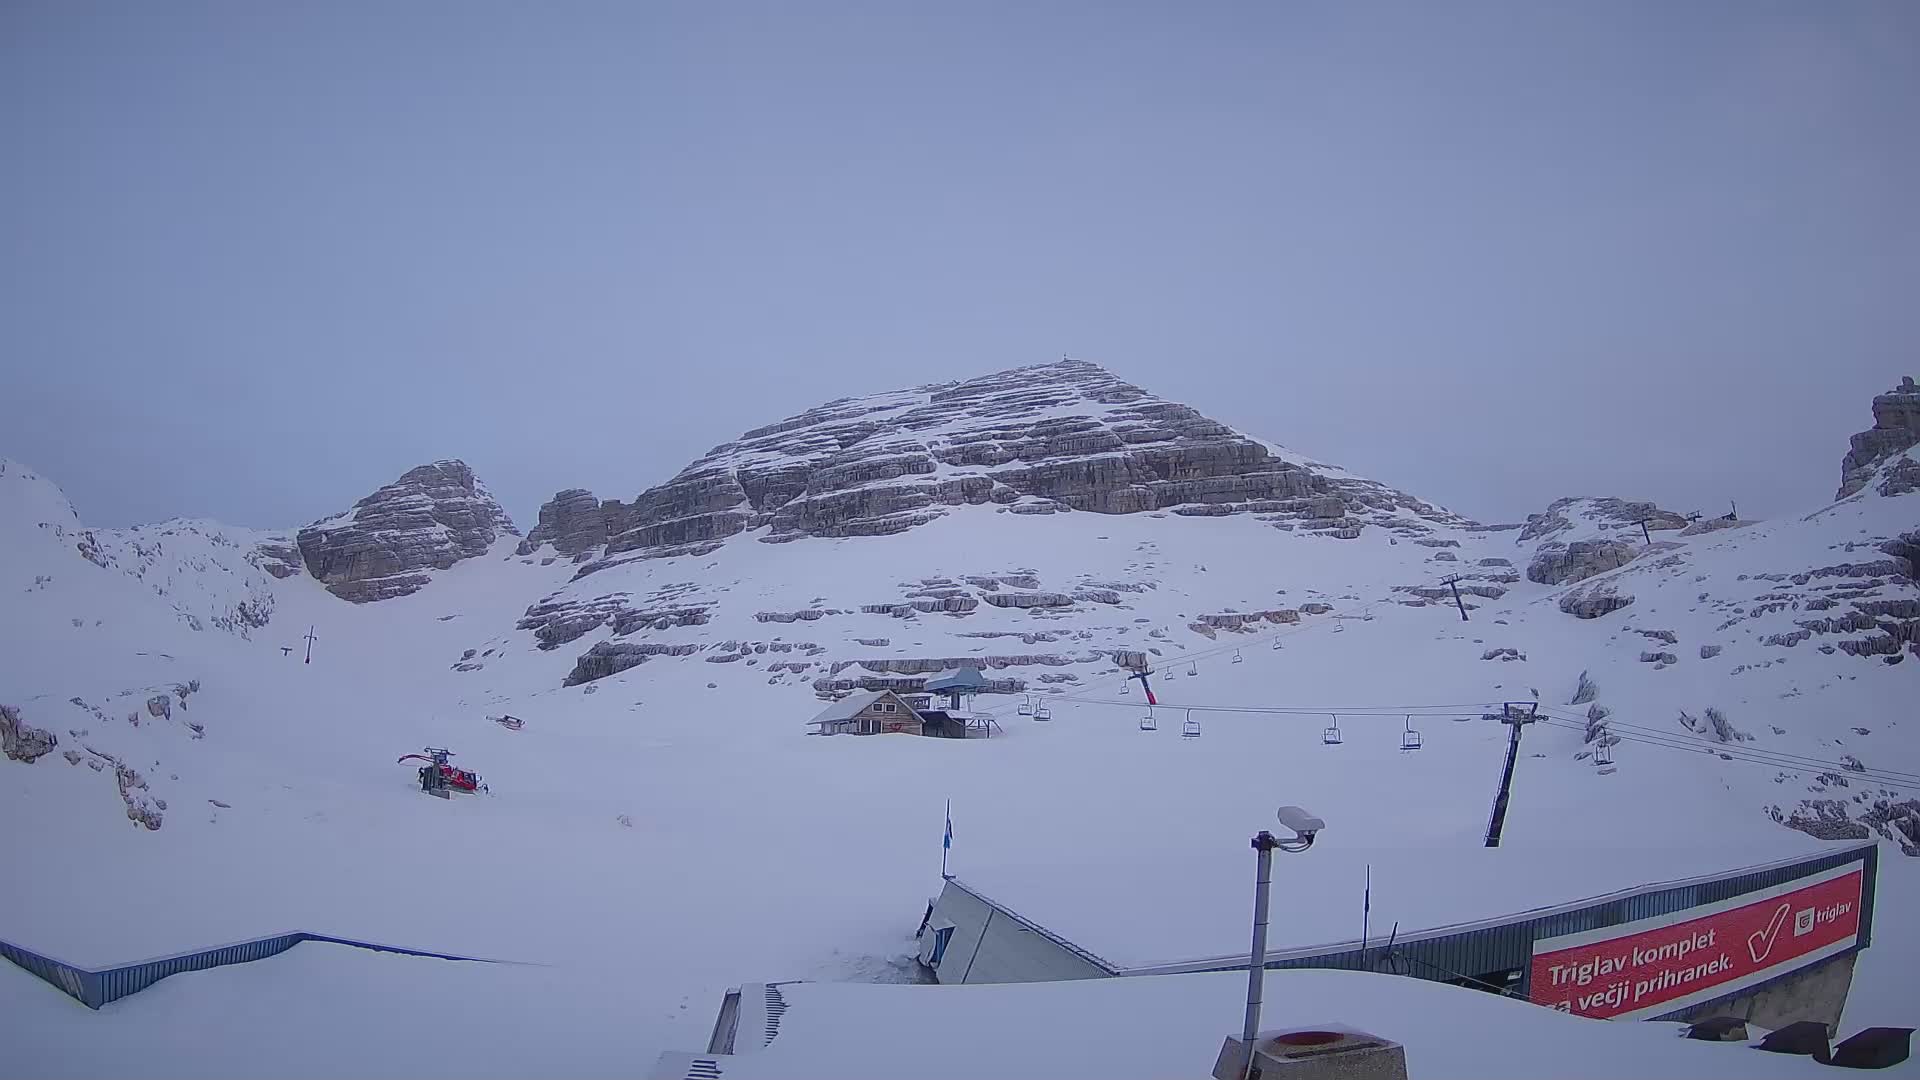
xmin=1662 ymin=952 xmax=1857 ymax=1034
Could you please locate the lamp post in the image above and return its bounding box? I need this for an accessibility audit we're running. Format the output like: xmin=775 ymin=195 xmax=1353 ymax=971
xmin=1240 ymin=806 xmax=1324 ymax=1080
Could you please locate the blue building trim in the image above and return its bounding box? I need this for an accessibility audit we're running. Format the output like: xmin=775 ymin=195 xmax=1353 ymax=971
xmin=1 ymin=931 xmax=511 ymax=1010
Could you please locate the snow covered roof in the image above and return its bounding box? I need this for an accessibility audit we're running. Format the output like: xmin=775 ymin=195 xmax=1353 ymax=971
xmin=806 ymin=690 xmax=904 ymax=726
xmin=655 ymin=969 xmax=1839 ymax=1080
xmin=951 ymin=840 xmax=1866 ymax=974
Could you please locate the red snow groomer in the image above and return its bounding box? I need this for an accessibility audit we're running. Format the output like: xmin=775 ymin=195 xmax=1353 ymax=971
xmin=398 ymin=747 xmax=483 ymax=798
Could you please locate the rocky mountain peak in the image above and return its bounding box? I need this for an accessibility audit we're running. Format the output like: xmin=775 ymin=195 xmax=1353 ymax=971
xmin=1838 ymin=375 xmax=1920 ymax=499
xmin=296 ymin=459 xmax=518 ymax=602
xmin=518 ymin=358 xmax=1467 ymax=568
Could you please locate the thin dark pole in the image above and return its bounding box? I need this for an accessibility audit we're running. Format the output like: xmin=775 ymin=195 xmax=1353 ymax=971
xmin=1442 ymin=575 xmax=1468 ymax=621
xmin=1484 ymin=704 xmax=1537 ymax=847
xmin=303 ymin=625 xmax=318 ymax=664
xmin=1361 ymin=864 xmax=1371 ymax=967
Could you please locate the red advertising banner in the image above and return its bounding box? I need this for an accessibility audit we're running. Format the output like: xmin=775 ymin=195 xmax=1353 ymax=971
xmin=1530 ymin=865 xmax=1863 ymax=1020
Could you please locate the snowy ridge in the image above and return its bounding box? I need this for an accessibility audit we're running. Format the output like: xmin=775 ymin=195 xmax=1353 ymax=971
xmin=88 ymin=520 xmax=299 ymax=637
xmin=515 ymin=359 xmax=1471 ymax=568
xmin=3 ymin=370 xmax=1917 ymax=1077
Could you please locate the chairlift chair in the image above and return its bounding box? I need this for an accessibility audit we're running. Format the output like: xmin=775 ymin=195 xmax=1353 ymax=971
xmin=1182 ymin=711 xmax=1201 ymax=738
xmin=1400 ymin=715 xmax=1423 ymax=752
xmin=1034 ymin=702 xmax=1051 ymax=721
xmin=1187 ymin=661 xmax=1198 ymax=676
xmin=1333 ymin=617 xmax=1346 ymax=633
xmin=1017 ymin=696 xmax=1034 ymax=717
xmin=1322 ymin=714 xmax=1344 ymax=745
xmin=1140 ymin=709 xmax=1157 ymax=731
xmin=1270 ymin=636 xmax=1283 ymax=650
xmin=1232 ymin=649 xmax=1243 ymax=664
xmin=1120 ymin=680 xmax=1132 ymax=695
xmin=1595 ymin=740 xmax=1614 ymax=766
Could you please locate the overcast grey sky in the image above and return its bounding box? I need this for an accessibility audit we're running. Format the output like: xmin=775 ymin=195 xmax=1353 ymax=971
xmin=4 ymin=1 xmax=1915 ymax=530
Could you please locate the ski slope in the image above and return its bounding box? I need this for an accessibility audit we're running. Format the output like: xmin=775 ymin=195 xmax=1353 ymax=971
xmin=2 ymin=382 xmax=1915 ymax=1073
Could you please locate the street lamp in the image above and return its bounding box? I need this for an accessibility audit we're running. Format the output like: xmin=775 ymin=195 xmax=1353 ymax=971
xmin=1240 ymin=806 xmax=1324 ymax=1078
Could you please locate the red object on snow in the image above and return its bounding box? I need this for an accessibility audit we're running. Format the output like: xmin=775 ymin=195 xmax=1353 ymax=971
xmin=396 ymin=752 xmax=481 ymax=792
xmin=440 ymin=764 xmax=480 ymax=791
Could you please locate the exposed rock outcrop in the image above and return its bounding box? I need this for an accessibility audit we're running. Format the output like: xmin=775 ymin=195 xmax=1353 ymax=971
xmin=517 ymin=488 xmax=615 ymax=557
xmin=1838 ymin=376 xmax=1920 ymax=498
xmin=251 ymin=537 xmax=305 ymax=579
xmin=116 ymin=763 xmax=163 ymax=830
xmin=829 ymin=654 xmax=1078 ymax=676
xmin=523 ymin=359 xmax=1471 ymax=559
xmin=518 ymin=585 xmax=713 ymax=650
xmin=1 ymin=705 xmax=58 ymax=763
xmin=982 ymin=591 xmax=1074 ymax=610
xmin=563 ymin=641 xmax=703 ymax=686
xmin=1519 ymin=496 xmax=1687 ymax=544
xmin=1528 ymin=539 xmax=1638 ymax=586
xmin=297 ymin=461 xmax=518 ymax=602
xmin=1196 ymin=609 xmax=1300 ymax=631
xmin=1878 ymin=455 xmax=1920 ymax=498
xmin=1560 ymin=580 xmax=1634 ymax=619
xmin=1517 ymin=496 xmax=1687 ymax=586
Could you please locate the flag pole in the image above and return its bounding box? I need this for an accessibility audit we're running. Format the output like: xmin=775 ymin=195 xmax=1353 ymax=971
xmin=942 ymin=798 xmax=952 ymax=880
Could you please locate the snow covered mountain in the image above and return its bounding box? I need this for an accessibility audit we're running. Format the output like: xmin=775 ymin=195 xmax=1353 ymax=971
xmin=296 ymin=459 xmax=519 ymax=602
xmin=3 ymin=364 xmax=1917 ymax=1074
xmin=512 ymin=358 xmax=1464 ymax=563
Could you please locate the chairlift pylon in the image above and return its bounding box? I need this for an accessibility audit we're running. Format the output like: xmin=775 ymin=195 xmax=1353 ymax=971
xmin=1182 ymin=710 xmax=1200 ymax=738
xmin=1322 ymin=714 xmax=1344 ymax=745
xmin=1400 ymin=714 xmax=1423 ymax=752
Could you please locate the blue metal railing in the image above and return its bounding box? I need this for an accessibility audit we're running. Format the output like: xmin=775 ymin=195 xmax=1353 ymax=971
xmin=0 ymin=931 xmax=508 ymax=1009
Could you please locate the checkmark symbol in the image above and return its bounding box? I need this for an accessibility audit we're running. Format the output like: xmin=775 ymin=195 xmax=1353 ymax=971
xmin=1748 ymin=903 xmax=1791 ymax=964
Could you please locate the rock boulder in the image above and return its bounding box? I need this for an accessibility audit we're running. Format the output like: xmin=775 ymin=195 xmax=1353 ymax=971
xmin=0 ymin=704 xmax=58 ymax=763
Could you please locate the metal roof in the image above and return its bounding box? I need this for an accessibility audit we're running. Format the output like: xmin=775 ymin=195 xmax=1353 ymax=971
xmin=924 ymin=668 xmax=988 ymax=693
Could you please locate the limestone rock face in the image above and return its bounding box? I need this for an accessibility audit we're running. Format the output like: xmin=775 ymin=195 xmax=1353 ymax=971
xmin=1560 ymin=580 xmax=1634 ymax=619
xmin=517 ymin=489 xmax=611 ymax=557
xmin=1877 ymin=454 xmax=1920 ymax=498
xmin=297 ymin=460 xmax=518 ymax=602
xmin=563 ymin=641 xmax=701 ymax=686
xmin=1519 ymin=497 xmax=1687 ymax=545
xmin=1516 ymin=496 xmax=1688 ymax=587
xmin=1528 ymin=539 xmax=1639 ymax=586
xmin=0 ymin=704 xmax=58 ymax=763
xmin=517 ymin=359 xmax=1469 ymax=559
xmin=1839 ymin=376 xmax=1920 ymax=499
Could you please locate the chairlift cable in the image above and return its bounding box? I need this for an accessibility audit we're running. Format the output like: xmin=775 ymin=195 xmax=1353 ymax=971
xmin=1528 ymin=716 xmax=1917 ymax=790
xmin=1532 ymin=705 xmax=1920 ymax=782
